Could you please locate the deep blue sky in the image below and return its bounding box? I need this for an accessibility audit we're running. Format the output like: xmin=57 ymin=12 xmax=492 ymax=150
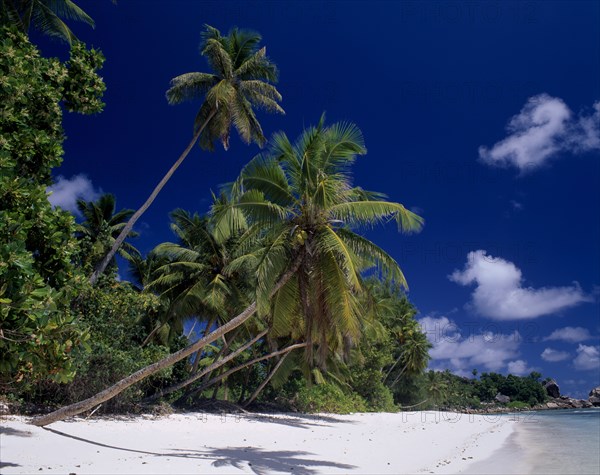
xmin=41 ymin=1 xmax=599 ymax=398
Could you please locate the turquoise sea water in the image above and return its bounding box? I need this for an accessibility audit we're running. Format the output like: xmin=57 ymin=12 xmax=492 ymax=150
xmin=467 ymin=409 xmax=600 ymax=474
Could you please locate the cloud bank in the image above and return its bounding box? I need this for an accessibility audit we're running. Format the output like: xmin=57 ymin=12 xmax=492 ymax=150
xmin=479 ymin=95 xmax=600 ymax=171
xmin=540 ymin=348 xmax=570 ymax=362
xmin=543 ymin=326 xmax=594 ymax=343
xmin=449 ymin=250 xmax=590 ymax=320
xmin=506 ymin=359 xmax=534 ymax=376
xmin=47 ymin=175 xmax=100 ymax=215
xmin=573 ymin=344 xmax=600 ymax=371
xmin=418 ymin=316 xmax=523 ymax=376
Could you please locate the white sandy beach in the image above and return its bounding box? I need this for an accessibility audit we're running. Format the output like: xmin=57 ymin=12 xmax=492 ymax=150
xmin=1 ymin=411 xmax=514 ymax=474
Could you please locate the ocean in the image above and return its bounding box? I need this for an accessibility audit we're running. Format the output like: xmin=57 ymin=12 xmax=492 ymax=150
xmin=466 ymin=408 xmax=600 ymax=474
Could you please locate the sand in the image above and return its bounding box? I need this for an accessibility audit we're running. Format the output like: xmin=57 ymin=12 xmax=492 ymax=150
xmin=0 ymin=411 xmax=514 ymax=474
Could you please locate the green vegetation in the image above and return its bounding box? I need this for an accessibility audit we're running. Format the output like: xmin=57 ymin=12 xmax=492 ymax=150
xmin=394 ymin=370 xmax=549 ymax=410
xmin=0 ymin=0 xmax=95 ymax=45
xmin=0 ymin=21 xmax=555 ymax=424
xmin=91 ymin=24 xmax=285 ymax=282
xmin=0 ymin=27 xmax=104 ymax=390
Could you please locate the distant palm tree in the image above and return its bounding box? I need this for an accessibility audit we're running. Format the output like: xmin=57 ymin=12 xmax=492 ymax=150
xmin=90 ymin=24 xmax=284 ymax=283
xmin=147 ymin=208 xmax=252 ymax=348
xmin=0 ymin=0 xmax=94 ymax=44
xmin=76 ymin=193 xmax=138 ymax=274
xmin=426 ymin=370 xmax=449 ymax=407
xmin=388 ymin=327 xmax=431 ymax=387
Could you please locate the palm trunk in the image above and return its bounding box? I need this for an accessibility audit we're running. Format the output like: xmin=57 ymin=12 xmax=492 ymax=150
xmin=32 ymin=256 xmax=301 ymax=427
xmin=186 ymin=342 xmax=306 ymax=400
xmin=89 ymin=110 xmax=217 ymax=285
xmin=142 ymin=329 xmax=268 ymax=404
xmin=242 ymin=352 xmax=289 ymax=408
xmin=389 ymin=362 xmax=410 ymax=388
xmin=141 ymin=322 xmax=165 ymax=348
xmin=200 ymin=327 xmax=242 ymax=384
xmin=383 ymin=355 xmax=401 ymax=381
xmin=190 ymin=316 xmax=217 ymax=374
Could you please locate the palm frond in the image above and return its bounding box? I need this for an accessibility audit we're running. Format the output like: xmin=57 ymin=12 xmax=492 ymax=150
xmin=32 ymin=2 xmax=76 ymax=43
xmin=202 ymin=36 xmax=234 ymax=79
xmin=315 ymin=227 xmax=361 ymax=290
xmin=270 ymin=274 xmax=300 ymax=338
xmin=235 ymin=46 xmax=278 ymax=82
xmin=329 ymin=200 xmax=424 ymax=232
xmin=337 ymin=229 xmax=408 ymax=288
xmin=47 ymin=0 xmax=94 ymax=27
xmin=166 ymin=72 xmax=219 ymax=105
xmin=240 ymin=154 xmax=292 ymax=206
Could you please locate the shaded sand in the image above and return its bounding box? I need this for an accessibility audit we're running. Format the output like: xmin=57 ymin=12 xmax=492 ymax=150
xmin=1 ymin=411 xmax=514 ymax=474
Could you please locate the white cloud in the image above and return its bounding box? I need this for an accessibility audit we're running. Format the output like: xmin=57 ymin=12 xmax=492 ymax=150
xmin=479 ymin=95 xmax=600 ymax=171
xmin=543 ymin=326 xmax=594 ymax=343
xmin=47 ymin=175 xmax=100 ymax=215
xmin=573 ymin=344 xmax=600 ymax=371
xmin=507 ymin=359 xmax=533 ymax=376
xmin=541 ymin=348 xmax=570 ymax=362
xmin=449 ymin=250 xmax=590 ymax=320
xmin=418 ymin=316 xmax=521 ymax=374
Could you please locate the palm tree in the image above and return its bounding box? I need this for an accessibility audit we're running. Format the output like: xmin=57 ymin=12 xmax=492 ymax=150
xmin=426 ymin=370 xmax=449 ymax=408
xmin=90 ymin=24 xmax=284 ymax=284
xmin=388 ymin=327 xmax=431 ymax=388
xmin=32 ymin=118 xmax=421 ymax=426
xmin=0 ymin=0 xmax=95 ymax=44
xmin=214 ymin=115 xmax=424 ymax=367
xmin=76 ymin=193 xmax=139 ymax=274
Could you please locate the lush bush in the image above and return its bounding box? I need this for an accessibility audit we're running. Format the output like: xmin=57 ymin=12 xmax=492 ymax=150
xmin=0 ymin=27 xmax=104 ymax=390
xmin=350 ymin=349 xmax=397 ymax=412
xmin=294 ymin=382 xmax=368 ymax=414
xmin=19 ymin=282 xmax=187 ymax=412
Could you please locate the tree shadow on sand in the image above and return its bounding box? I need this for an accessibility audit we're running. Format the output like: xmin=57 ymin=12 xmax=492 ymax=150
xmin=236 ymin=412 xmax=357 ymax=429
xmin=176 ymin=446 xmax=356 ymax=475
xmin=0 ymin=426 xmax=33 ymax=437
xmin=0 ymin=462 xmax=21 ymax=469
xmin=42 ymin=428 xmax=355 ymax=474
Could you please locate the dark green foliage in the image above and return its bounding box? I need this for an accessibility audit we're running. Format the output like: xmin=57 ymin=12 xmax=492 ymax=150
xmin=294 ymin=381 xmax=368 ymax=414
xmin=20 ymin=282 xmax=187 ymax=412
xmin=0 ymin=0 xmax=95 ymax=45
xmin=76 ymin=193 xmax=138 ymax=274
xmin=0 ymin=27 xmax=104 ymax=390
xmin=62 ymin=42 xmax=106 ymax=113
xmin=417 ymin=370 xmax=549 ymax=409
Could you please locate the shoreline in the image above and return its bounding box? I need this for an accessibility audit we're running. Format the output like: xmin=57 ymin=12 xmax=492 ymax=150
xmin=1 ymin=411 xmax=514 ymax=474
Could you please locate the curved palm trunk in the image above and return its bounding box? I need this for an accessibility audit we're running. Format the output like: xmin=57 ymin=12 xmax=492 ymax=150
xmin=32 ymin=256 xmax=301 ymax=427
xmin=141 ymin=322 xmax=166 ymax=348
xmin=383 ymin=354 xmax=403 ymax=381
xmin=242 ymin=352 xmax=289 ymax=408
xmin=143 ymin=329 xmax=268 ymax=404
xmin=389 ymin=362 xmax=411 ymax=388
xmin=185 ymin=342 xmax=306 ymax=401
xmin=190 ymin=316 xmax=217 ymax=374
xmin=200 ymin=327 xmax=243 ymax=382
xmin=89 ymin=110 xmax=217 ymax=285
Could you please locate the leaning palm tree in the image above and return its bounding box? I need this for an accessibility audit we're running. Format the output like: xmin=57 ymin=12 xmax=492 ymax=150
xmin=90 ymin=24 xmax=284 ymax=284
xmin=32 ymin=118 xmax=421 ymax=426
xmin=0 ymin=0 xmax=95 ymax=44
